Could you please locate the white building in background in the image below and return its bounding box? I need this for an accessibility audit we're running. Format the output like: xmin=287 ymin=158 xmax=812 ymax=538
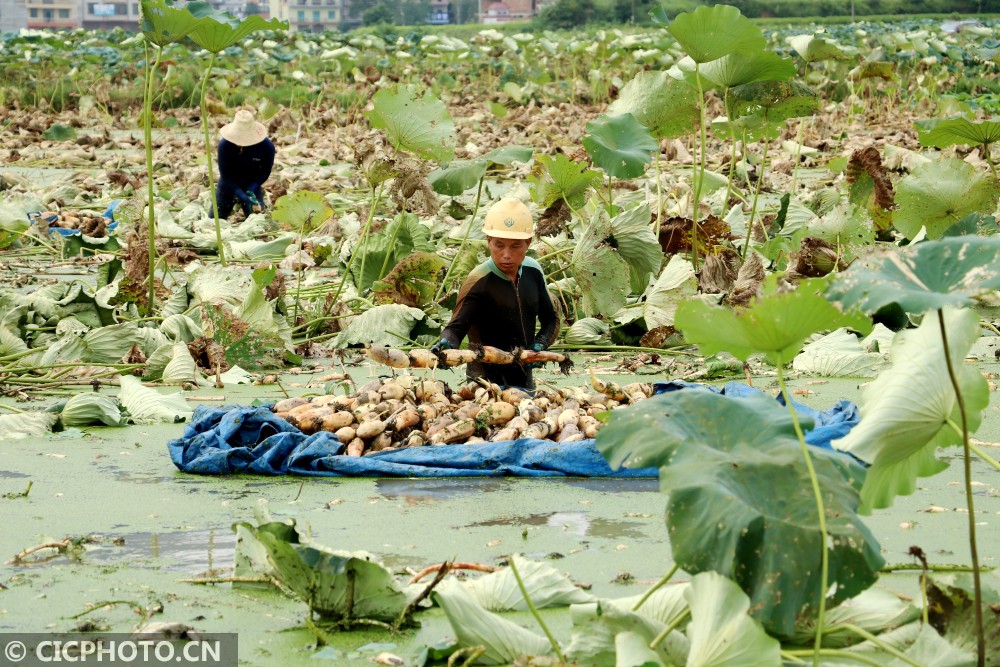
xmin=269 ymin=0 xmax=342 ymax=33
xmin=0 ymin=0 xmax=28 ymax=32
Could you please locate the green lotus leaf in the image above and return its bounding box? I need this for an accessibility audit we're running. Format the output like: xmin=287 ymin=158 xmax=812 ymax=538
xmin=614 ymin=632 xmax=666 ymax=667
xmin=597 ymin=390 xmax=883 ymax=636
xmin=684 ymin=572 xmax=781 ymax=667
xmin=832 ymin=308 xmax=989 ymax=512
xmin=366 ymin=86 xmax=455 ymax=162
xmin=564 ymin=600 xmax=688 ymax=667
xmin=428 ymin=160 xmax=488 ymax=196
xmin=572 ymin=220 xmax=631 ymax=318
xmin=850 ymin=61 xmax=896 ymax=81
xmin=480 ymin=145 xmax=533 ymax=166
xmin=927 ymin=572 xmax=1000 ymax=663
xmin=118 ymin=375 xmax=193 ymax=424
xmin=139 ymin=0 xmax=212 ymax=47
xmin=700 ymin=51 xmax=796 ymax=90
xmin=565 ymin=318 xmax=611 ymax=346
xmin=271 ymin=190 xmax=332 ymax=232
xmin=785 ymin=34 xmax=852 ymax=62
xmin=667 ymin=4 xmax=765 ymax=64
xmin=60 ymin=394 xmax=125 ymax=427
xmin=608 ymin=70 xmax=699 ymax=139
xmin=583 ymin=113 xmax=659 ymax=180
xmin=236 ymin=520 xmax=409 ymax=622
xmin=333 ymin=304 xmax=425 ymax=348
xmin=643 ymin=255 xmax=698 ymax=330
xmin=0 ymin=412 xmax=58 ymax=441
xmin=43 ymin=123 xmax=77 ymax=141
xmin=530 ymin=153 xmax=601 ymax=209
xmin=790 ymin=588 xmax=919 ymax=648
xmin=675 ymin=275 xmax=872 ymax=366
xmin=433 ymin=579 xmax=551 ymax=665
xmin=728 ymin=81 xmax=819 ymax=124
xmin=893 ymin=158 xmax=1000 ymax=240
xmin=351 ymin=213 xmax=433 ymax=292
xmin=916 ymin=115 xmax=1000 ymax=150
xmin=463 ymin=554 xmax=595 ymax=612
xmin=826 ymin=237 xmax=1000 ymax=315
xmin=609 ymin=204 xmax=663 ymax=285
xmin=187 ymin=13 xmax=286 ymax=54
xmin=161 ymin=341 xmax=200 ymax=385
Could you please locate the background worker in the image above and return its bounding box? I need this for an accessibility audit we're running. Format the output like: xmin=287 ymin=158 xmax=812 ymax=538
xmin=216 ymin=109 xmax=275 ymax=218
xmin=432 ymin=198 xmax=558 ymax=389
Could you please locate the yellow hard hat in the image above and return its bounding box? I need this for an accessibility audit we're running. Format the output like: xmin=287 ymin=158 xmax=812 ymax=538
xmin=482 ymin=198 xmax=534 ymax=240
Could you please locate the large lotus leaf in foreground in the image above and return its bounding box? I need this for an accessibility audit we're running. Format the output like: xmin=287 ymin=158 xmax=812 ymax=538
xmin=139 ymin=0 xmax=212 ymax=47
xmin=598 ymin=390 xmax=883 ymax=636
xmin=366 ymin=86 xmax=454 ymax=162
xmin=684 ymin=572 xmax=781 ymax=667
xmin=892 ymin=159 xmax=1000 ymax=240
xmin=825 ymin=237 xmax=1000 ymax=315
xmin=667 ymin=4 xmax=765 ymax=64
xmin=700 ymin=51 xmax=797 ymax=90
xmin=675 ymin=275 xmax=872 ymax=366
xmin=832 ymin=308 xmax=989 ymax=511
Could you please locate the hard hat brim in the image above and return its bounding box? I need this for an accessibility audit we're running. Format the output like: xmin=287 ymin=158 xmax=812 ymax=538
xmin=484 ymin=229 xmax=533 ymax=240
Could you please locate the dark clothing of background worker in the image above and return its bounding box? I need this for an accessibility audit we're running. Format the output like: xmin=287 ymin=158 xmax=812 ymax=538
xmin=215 ymin=109 xmax=275 ymax=218
xmin=435 ymin=198 xmax=559 ymax=389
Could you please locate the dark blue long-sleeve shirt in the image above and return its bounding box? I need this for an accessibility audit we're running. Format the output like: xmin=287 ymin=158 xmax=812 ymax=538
xmin=216 ymin=137 xmax=275 ymax=217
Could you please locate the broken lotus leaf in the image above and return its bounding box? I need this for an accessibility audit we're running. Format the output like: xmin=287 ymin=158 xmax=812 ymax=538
xmin=371 ymin=252 xmax=446 ymax=307
xmin=0 ymin=411 xmax=58 ymax=440
xmin=530 ymin=153 xmax=601 ymax=210
xmin=236 ymin=520 xmax=409 ymax=622
xmin=564 ymin=599 xmax=688 ymax=667
xmin=463 ymin=554 xmax=595 ymax=612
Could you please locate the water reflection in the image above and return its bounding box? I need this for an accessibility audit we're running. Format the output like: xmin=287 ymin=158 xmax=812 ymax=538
xmin=466 ymin=511 xmax=649 ymax=539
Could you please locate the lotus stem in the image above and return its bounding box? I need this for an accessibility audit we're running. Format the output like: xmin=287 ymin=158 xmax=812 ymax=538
xmin=982 ymin=143 xmax=997 ymax=179
xmin=508 ymin=556 xmax=565 ymax=663
xmin=741 ymin=137 xmax=771 ymax=262
xmin=435 ymin=175 xmax=485 ymax=302
xmin=143 ymin=42 xmax=163 ymax=313
xmin=969 ymin=441 xmax=1000 ymax=474
xmin=938 ymin=310 xmax=986 ymax=667
xmin=688 ymin=63 xmax=711 ymax=272
xmin=825 ymin=624 xmax=926 ymax=667
xmin=653 ymin=143 xmax=664 ymax=231
xmin=648 ymin=608 xmax=689 ymax=651
xmin=199 ymin=52 xmax=225 ymax=267
xmin=329 ymin=183 xmax=383 ymax=306
xmin=631 ymin=562 xmax=680 ymax=612
xmin=776 ymin=362 xmax=828 ymax=667
xmin=784 ymin=649 xmax=889 ymax=667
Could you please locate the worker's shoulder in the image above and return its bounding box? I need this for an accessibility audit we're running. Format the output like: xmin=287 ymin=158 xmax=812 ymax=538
xmin=520 ymin=256 xmax=546 ymax=277
xmin=459 ymin=261 xmax=494 ymax=291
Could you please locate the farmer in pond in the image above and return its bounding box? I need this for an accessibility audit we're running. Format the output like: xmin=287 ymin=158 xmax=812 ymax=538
xmin=432 ymin=198 xmax=558 ymax=390
xmin=216 ymin=109 xmax=275 ymax=218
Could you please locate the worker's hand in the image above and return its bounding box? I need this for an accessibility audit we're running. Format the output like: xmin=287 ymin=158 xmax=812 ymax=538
xmin=430 ymin=338 xmax=451 ymax=357
xmin=525 ymin=342 xmax=545 ymax=370
xmin=246 ymin=185 xmax=263 ymax=212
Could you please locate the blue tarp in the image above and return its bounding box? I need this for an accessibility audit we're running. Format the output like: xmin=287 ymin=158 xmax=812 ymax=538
xmin=168 ymin=381 xmax=861 ymax=478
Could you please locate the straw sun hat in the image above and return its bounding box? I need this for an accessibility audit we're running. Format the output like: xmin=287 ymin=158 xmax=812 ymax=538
xmin=219 ymin=109 xmax=267 ymax=147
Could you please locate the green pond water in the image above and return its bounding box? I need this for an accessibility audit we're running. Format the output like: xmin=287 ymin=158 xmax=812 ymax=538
xmin=1 ymin=366 xmax=999 ymax=665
